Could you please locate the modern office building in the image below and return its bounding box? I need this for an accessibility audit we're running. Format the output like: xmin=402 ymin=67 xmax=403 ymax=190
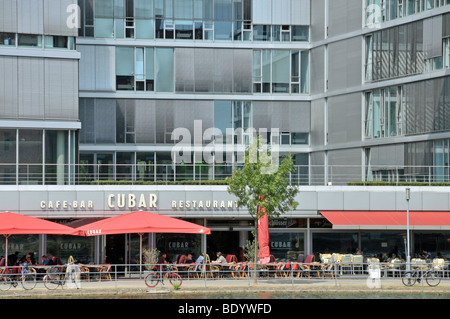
xmin=1 ymin=0 xmax=450 ymax=265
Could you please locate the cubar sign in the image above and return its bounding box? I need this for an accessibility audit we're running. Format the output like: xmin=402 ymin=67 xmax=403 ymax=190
xmin=107 ymin=193 xmax=158 ymax=209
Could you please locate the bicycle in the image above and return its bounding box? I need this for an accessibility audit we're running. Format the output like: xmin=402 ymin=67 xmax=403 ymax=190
xmin=0 ymin=265 xmax=37 ymax=291
xmin=144 ymin=266 xmax=182 ymax=288
xmin=401 ymin=269 xmax=441 ymax=287
xmin=43 ymin=264 xmax=81 ymax=290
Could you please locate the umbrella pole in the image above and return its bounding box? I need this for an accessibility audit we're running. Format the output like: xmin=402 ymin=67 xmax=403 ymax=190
xmin=4 ymin=235 xmax=9 ymax=267
xmin=139 ymin=233 xmax=143 ymax=279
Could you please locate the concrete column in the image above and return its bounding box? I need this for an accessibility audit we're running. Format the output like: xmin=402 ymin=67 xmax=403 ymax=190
xmin=56 ymin=131 xmax=65 ymax=185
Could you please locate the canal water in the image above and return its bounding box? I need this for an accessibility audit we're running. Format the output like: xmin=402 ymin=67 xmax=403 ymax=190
xmin=97 ymin=290 xmax=450 ymax=299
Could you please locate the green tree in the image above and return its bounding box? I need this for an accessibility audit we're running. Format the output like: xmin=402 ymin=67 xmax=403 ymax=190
xmin=226 ymin=135 xmax=299 ymax=270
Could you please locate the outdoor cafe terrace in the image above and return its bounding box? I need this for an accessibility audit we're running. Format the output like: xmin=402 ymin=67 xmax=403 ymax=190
xmin=1 ymin=252 xmax=449 ymax=290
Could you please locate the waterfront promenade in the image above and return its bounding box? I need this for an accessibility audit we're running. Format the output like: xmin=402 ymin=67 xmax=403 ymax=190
xmin=1 ymin=277 xmax=449 ymax=299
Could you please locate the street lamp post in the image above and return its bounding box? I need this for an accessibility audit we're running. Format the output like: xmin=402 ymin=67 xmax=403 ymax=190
xmin=405 ymin=187 xmax=411 ymax=272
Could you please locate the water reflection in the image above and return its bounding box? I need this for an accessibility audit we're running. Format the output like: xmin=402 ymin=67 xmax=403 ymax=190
xmin=137 ymin=291 xmax=450 ymax=300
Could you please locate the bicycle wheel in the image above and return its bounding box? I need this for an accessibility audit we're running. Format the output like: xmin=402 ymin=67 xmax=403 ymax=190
xmin=21 ymin=273 xmax=37 ymax=290
xmin=169 ymin=272 xmax=182 ymax=287
xmin=145 ymin=272 xmax=160 ymax=288
xmin=402 ymin=272 xmax=417 ymax=287
xmin=43 ymin=273 xmax=61 ymax=290
xmin=425 ymin=271 xmax=441 ymax=287
xmin=0 ymin=276 xmax=12 ymax=291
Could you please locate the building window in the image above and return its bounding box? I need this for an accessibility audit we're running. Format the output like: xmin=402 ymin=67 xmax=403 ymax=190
xmin=116 ymin=47 xmax=135 ymax=91
xmin=365 ymin=21 xmax=425 ymax=82
xmin=366 ymin=0 xmax=449 ymax=25
xmin=253 ymin=49 xmax=309 ymax=94
xmin=253 ymin=25 xmax=309 ymax=42
xmin=17 ymin=34 xmax=42 ymax=48
xmin=365 ymin=86 xmax=403 ymax=139
xmin=44 ymin=36 xmax=69 ymax=49
xmin=214 ymin=101 xmax=253 ymax=145
xmin=78 ymin=0 xmax=94 ymax=37
xmin=291 ymin=133 xmax=309 ymax=145
xmin=115 ymin=47 xmax=166 ymax=92
xmin=0 ymin=33 xmax=15 ymax=46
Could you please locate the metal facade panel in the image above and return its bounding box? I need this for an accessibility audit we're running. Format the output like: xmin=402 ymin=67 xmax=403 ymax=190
xmin=423 ymin=15 xmax=443 ymax=59
xmin=44 ymin=0 xmax=78 ymax=36
xmin=310 ymin=0 xmax=324 ymax=41
xmin=328 ymin=0 xmax=362 ymax=37
xmin=310 ymin=46 xmax=324 ymax=95
xmin=95 ymin=45 xmax=115 ymax=91
xmin=135 ymin=99 xmax=156 ymax=144
xmin=18 ymin=57 xmax=45 ymax=119
xmin=369 ymin=192 xmax=397 ymax=211
xmin=328 ymin=93 xmax=362 ymax=145
xmin=327 ymin=148 xmax=362 ymax=184
xmin=175 ymin=48 xmax=195 ymax=93
xmin=328 ymin=37 xmax=362 ymax=91
xmin=17 ymin=0 xmax=44 ymax=34
xmin=291 ymin=0 xmax=310 ymax=25
xmin=252 ymin=0 xmax=272 ymax=24
xmin=44 ymin=59 xmax=78 ymax=120
xmin=343 ymin=192 xmax=370 ymax=210
xmin=0 ymin=56 xmax=18 ymax=118
xmin=78 ymin=45 xmax=96 ymax=91
xmin=94 ymin=99 xmax=115 ymax=143
xmin=0 ymin=0 xmax=18 ymax=33
xmin=232 ymin=49 xmax=252 ymax=93
xmin=368 ymin=144 xmax=405 ymax=167
xmin=422 ymin=192 xmax=450 ymax=211
xmin=310 ymin=98 xmax=325 ymax=147
xmin=272 ymin=0 xmax=290 ymax=25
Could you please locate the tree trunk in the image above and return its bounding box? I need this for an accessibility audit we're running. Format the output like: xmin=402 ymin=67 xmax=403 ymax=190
xmin=253 ymin=217 xmax=258 ymax=285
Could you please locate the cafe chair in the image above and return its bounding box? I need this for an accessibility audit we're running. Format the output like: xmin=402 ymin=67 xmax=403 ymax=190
xmin=339 ymin=254 xmax=353 ymax=275
xmin=320 ymin=263 xmax=335 ymax=279
xmin=388 ymin=258 xmax=402 ymax=277
xmin=297 ymin=263 xmax=311 ymax=279
xmin=352 ymin=255 xmax=364 ymax=274
xmin=99 ymin=264 xmax=112 ymax=281
xmin=226 ymin=255 xmax=237 ymax=263
xmin=275 ymin=263 xmax=288 ymax=278
xmin=80 ymin=266 xmax=90 ymax=282
xmin=239 ymin=263 xmax=248 ymax=278
xmin=411 ymin=258 xmax=427 ymax=270
xmin=187 ymin=264 xmax=199 ymax=280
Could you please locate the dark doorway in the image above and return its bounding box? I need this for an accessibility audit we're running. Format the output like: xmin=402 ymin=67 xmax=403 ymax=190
xmin=207 ymin=231 xmax=240 ymax=260
xmin=105 ymin=234 xmax=125 ymax=264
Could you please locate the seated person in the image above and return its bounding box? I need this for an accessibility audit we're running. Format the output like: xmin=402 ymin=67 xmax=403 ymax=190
xmin=212 ymin=252 xmax=227 ymax=264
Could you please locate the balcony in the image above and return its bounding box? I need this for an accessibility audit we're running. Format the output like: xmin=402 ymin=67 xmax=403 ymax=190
xmin=1 ymin=163 xmax=450 ymax=186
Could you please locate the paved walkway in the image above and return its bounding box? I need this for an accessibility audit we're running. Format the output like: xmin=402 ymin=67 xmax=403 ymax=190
xmin=1 ymin=277 xmax=450 ymax=298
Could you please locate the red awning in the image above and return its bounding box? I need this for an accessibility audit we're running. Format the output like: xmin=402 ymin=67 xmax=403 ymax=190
xmin=320 ymin=211 xmax=450 ymax=230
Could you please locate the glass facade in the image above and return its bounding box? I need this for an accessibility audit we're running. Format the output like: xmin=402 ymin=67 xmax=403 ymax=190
xmin=0 ymin=129 xmax=77 ymax=185
xmin=81 ymin=0 xmax=308 ymax=43
xmin=4 ymin=0 xmax=450 ymax=266
xmin=365 ymin=0 xmax=450 ymax=25
xmin=47 ymin=235 xmax=95 ymax=264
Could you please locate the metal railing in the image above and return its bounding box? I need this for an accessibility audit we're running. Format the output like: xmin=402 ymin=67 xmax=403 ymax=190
xmin=1 ymin=163 xmax=450 ymax=186
xmin=1 ymin=261 xmax=447 ymax=289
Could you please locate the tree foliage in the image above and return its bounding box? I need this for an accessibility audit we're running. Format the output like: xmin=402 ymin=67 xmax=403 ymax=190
xmin=226 ymin=135 xmax=299 ymax=221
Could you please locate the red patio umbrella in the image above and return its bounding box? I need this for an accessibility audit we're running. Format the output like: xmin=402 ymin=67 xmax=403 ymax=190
xmin=0 ymin=212 xmax=76 ymax=266
xmin=73 ymin=211 xmax=211 ymax=236
xmin=257 ymin=207 xmax=270 ymax=264
xmin=73 ymin=211 xmax=211 ymax=270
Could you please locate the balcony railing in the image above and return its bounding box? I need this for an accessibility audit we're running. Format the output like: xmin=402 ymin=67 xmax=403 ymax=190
xmin=0 ymin=163 xmax=450 ymax=186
